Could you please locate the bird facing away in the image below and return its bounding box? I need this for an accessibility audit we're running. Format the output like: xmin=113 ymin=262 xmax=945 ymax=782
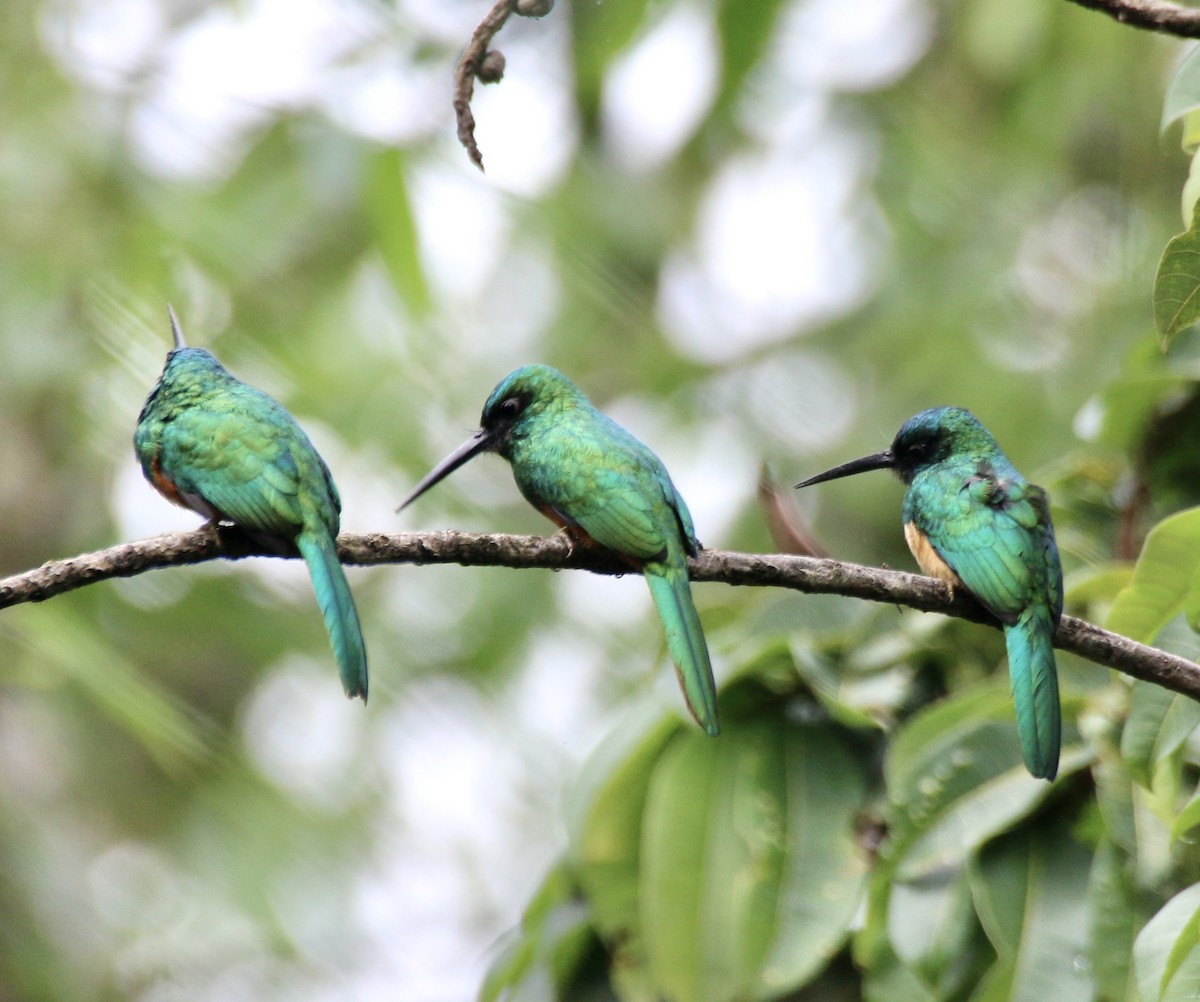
xmin=398 ymin=364 xmax=720 ymax=736
xmin=134 ymin=308 xmax=368 ymax=701
xmin=795 ymin=407 xmax=1062 ymax=780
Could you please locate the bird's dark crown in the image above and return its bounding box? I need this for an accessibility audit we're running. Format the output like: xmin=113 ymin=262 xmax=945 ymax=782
xmin=479 ymin=364 xmax=587 ymax=437
xmin=890 ymin=406 xmax=997 ymax=482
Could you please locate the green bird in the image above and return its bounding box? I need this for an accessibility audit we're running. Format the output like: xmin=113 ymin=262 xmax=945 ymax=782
xmin=399 ymin=364 xmax=719 ymax=735
xmin=134 ymin=308 xmax=368 ymax=701
xmin=795 ymin=406 xmax=1062 ymax=780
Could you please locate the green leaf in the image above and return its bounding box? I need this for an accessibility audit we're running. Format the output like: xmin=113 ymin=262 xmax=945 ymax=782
xmin=970 ymin=957 xmax=1019 ymax=1002
xmin=863 ymin=945 xmax=940 ymax=1002
xmin=885 ymin=684 xmax=1089 ymax=881
xmin=1154 ymin=220 xmax=1200 ymax=344
xmin=478 ymin=862 xmax=600 ymax=1002
xmin=967 ymin=822 xmax=1094 ymax=1002
xmin=1135 ymin=883 xmax=1200 ymax=1002
xmin=1088 ymin=838 xmax=1137 ymax=1002
xmin=1108 ymin=507 xmax=1200 ymax=643
xmin=1171 ymin=779 xmax=1200 ymax=843
xmin=886 ymin=869 xmax=979 ymax=991
xmin=1064 ymin=562 xmax=1134 ymax=609
xmin=636 ymin=718 xmax=867 ymax=1002
xmin=756 ymin=726 xmax=870 ymax=994
xmin=1161 ymin=45 xmax=1200 ymax=149
xmin=566 ymin=703 xmax=679 ymax=952
xmin=367 ymin=148 xmax=431 ymax=316
xmin=1121 ymin=680 xmax=1200 ymax=788
xmin=788 ymin=641 xmax=888 ymax=731
xmin=1094 ymin=752 xmax=1137 ymax=853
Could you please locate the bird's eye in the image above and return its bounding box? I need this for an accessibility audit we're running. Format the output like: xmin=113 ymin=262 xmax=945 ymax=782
xmin=499 ymin=396 xmax=523 ymax=419
xmin=905 ymin=443 xmax=926 ymax=461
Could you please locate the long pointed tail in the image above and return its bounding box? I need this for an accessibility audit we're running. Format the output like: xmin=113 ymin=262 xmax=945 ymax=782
xmin=297 ymin=527 xmax=369 ymax=701
xmin=644 ymin=557 xmax=719 ymax=736
xmin=1004 ymin=604 xmax=1060 ymax=780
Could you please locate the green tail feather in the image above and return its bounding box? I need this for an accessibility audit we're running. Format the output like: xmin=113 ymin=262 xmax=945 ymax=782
xmin=297 ymin=527 xmax=369 ymax=702
xmin=1003 ymin=604 xmax=1061 ymax=780
xmin=644 ymin=558 xmax=719 ymax=736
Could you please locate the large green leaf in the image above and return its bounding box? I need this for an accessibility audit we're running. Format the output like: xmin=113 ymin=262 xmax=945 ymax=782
xmin=1088 ymin=838 xmax=1138 ymax=1002
xmin=886 ymin=868 xmax=980 ymax=993
xmin=1108 ymin=507 xmax=1200 ymax=643
xmin=567 ymin=697 xmax=870 ymax=1001
xmin=1121 ymin=679 xmax=1200 ymax=789
xmin=967 ymin=822 xmax=1094 ymax=1002
xmin=885 ymin=684 xmax=1088 ymax=881
xmin=566 ymin=703 xmax=680 ymax=957
xmin=1161 ymin=44 xmax=1200 ymax=150
xmin=1135 ymin=883 xmax=1200 ymax=1002
xmin=1171 ymin=779 xmax=1200 ymax=844
xmin=1155 ymin=220 xmax=1200 ymax=344
xmin=638 ymin=718 xmax=868 ymax=1002
xmin=863 ymin=945 xmax=941 ymax=1002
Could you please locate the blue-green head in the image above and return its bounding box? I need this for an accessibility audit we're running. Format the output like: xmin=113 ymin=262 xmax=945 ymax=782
xmin=796 ymin=406 xmax=999 ymax=490
xmin=398 ymin=364 xmax=588 ymax=511
xmin=139 ymin=307 xmax=229 ymax=417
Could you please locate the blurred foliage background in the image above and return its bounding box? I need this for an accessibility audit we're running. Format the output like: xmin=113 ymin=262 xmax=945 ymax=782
xmin=4 ymin=0 xmax=1200 ymax=999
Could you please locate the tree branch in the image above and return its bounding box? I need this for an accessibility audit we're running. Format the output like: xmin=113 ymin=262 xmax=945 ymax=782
xmin=2 ymin=528 xmax=1195 ymax=701
xmin=1064 ymin=0 xmax=1200 ymax=37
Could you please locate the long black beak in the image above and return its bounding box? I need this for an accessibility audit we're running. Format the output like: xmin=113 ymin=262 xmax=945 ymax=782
xmin=397 ymin=428 xmax=496 ymax=512
xmin=167 ymin=304 xmax=187 ymax=349
xmin=795 ymin=450 xmax=894 ymax=490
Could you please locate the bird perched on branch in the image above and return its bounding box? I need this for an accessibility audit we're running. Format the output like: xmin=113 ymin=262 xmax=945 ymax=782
xmin=399 ymin=364 xmax=719 ymax=735
xmin=134 ymin=308 xmax=368 ymax=701
xmin=796 ymin=406 xmax=1062 ymax=780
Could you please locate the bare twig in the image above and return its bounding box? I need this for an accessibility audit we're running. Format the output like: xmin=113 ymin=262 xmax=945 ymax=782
xmin=454 ymin=0 xmax=519 ymax=170
xmin=453 ymin=0 xmax=556 ymax=169
xmin=1 ymin=528 xmax=1195 ymax=701
xmin=1064 ymin=0 xmax=1200 ymax=37
xmin=758 ymin=465 xmax=829 ymax=558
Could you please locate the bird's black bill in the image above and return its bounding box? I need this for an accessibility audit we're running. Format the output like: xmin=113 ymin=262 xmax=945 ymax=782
xmin=167 ymin=304 xmax=187 ymax=350
xmin=397 ymin=428 xmax=495 ymax=512
xmin=794 ymin=450 xmax=894 ymax=490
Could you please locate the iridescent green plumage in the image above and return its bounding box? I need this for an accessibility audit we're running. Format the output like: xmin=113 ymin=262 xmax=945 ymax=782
xmin=400 ymin=364 xmax=719 ymax=735
xmin=797 ymin=406 xmax=1062 ymax=780
xmin=134 ymin=309 xmax=368 ymax=700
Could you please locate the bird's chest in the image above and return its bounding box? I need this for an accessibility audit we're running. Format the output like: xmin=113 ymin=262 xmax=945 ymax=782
xmin=902 ymin=472 xmax=978 ymax=588
xmin=903 ymin=521 xmax=962 ymax=587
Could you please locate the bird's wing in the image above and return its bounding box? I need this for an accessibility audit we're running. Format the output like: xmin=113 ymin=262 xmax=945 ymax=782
xmin=913 ymin=462 xmax=1059 ymax=623
xmin=160 ymin=405 xmax=306 ymax=535
xmin=517 ymin=427 xmax=679 ymax=561
xmin=559 ymin=470 xmax=668 ymax=561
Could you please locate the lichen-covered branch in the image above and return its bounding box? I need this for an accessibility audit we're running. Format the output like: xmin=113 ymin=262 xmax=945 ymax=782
xmin=1064 ymin=0 xmax=1200 ymax=36
xmin=1 ymin=528 xmax=1195 ymax=701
